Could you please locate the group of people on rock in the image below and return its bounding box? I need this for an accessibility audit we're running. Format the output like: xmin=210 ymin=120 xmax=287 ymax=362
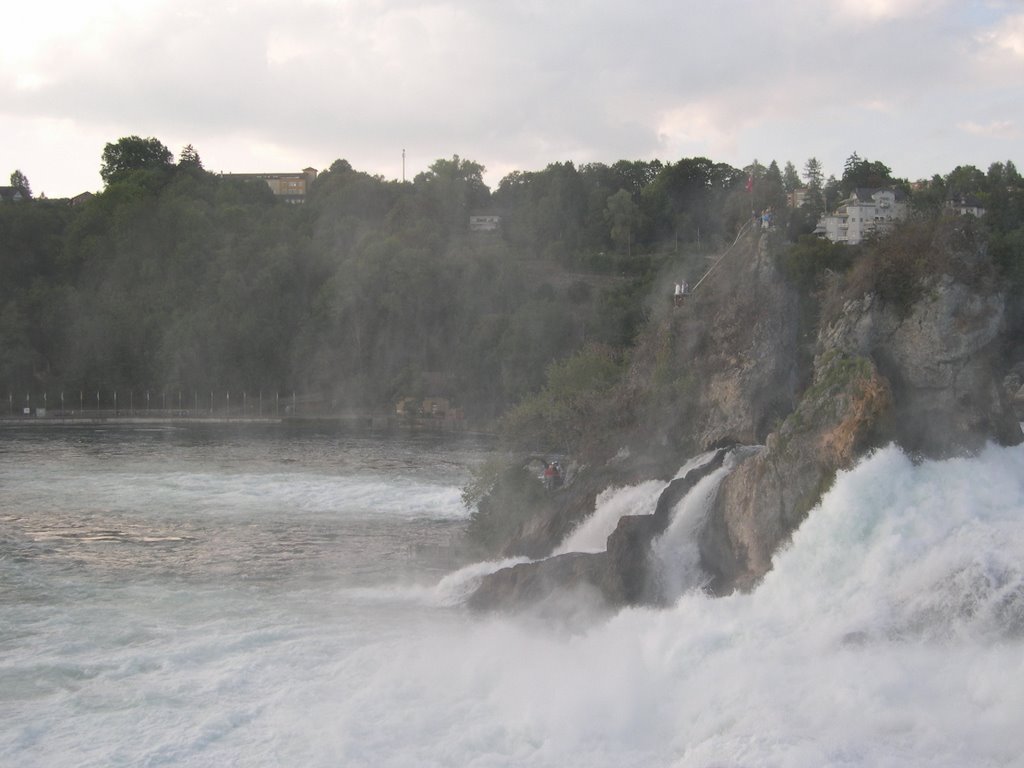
xmin=672 ymin=279 xmax=690 ymax=306
xmin=543 ymin=460 xmax=563 ymax=490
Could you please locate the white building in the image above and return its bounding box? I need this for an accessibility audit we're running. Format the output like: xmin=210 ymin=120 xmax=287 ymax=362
xmin=815 ymin=188 xmax=908 ymax=244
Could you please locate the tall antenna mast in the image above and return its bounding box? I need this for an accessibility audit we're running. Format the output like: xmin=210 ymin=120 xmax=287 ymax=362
xmin=402 ymin=148 xmax=406 ymax=183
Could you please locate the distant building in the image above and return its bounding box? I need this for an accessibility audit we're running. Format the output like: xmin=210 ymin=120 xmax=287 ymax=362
xmin=946 ymin=193 xmax=986 ymax=218
xmin=787 ymin=187 xmax=809 ymax=209
xmin=69 ymin=191 xmax=95 ymax=207
xmin=222 ymin=167 xmax=318 ymax=203
xmin=0 ymin=186 xmax=26 ymax=203
xmin=814 ymin=188 xmax=909 ymax=244
xmin=469 ymin=214 xmax=500 ymax=232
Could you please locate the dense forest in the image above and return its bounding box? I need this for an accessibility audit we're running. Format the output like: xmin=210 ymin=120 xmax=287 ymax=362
xmin=2 ymin=137 xmax=1022 ymax=424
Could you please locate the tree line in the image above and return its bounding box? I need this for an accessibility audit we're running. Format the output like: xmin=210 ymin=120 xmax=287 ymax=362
xmin=2 ymin=137 xmax=1022 ymax=423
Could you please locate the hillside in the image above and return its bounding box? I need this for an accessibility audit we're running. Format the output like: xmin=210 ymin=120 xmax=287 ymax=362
xmin=469 ymin=215 xmax=1024 ymax=608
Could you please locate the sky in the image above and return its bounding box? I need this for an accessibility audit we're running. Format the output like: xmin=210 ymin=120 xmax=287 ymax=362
xmin=2 ymin=0 xmax=1022 ymax=198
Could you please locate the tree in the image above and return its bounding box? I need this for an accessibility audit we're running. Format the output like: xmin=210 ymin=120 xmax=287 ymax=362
xmin=910 ymin=174 xmax=947 ymax=217
xmin=843 ymin=151 xmax=862 ymax=180
xmin=641 ymin=157 xmax=742 ymax=249
xmin=606 ymin=188 xmax=639 ymax=256
xmin=783 ymin=161 xmax=801 ymax=193
xmin=802 ymin=157 xmax=824 ymax=190
xmin=824 ymin=175 xmax=842 ymax=211
xmin=797 ymin=158 xmax=826 ymax=223
xmin=841 ymin=152 xmax=893 ymax=192
xmin=746 ymin=159 xmax=766 ymax=188
xmin=413 ymin=155 xmax=490 ymax=230
xmin=945 ymin=165 xmax=986 ymax=197
xmin=178 ymin=144 xmax=203 ymax=169
xmin=609 ymin=159 xmax=662 ymax=199
xmin=763 ymin=160 xmax=787 ymax=211
xmin=100 ymin=136 xmax=173 ymax=185
xmin=9 ymin=170 xmax=32 ymax=199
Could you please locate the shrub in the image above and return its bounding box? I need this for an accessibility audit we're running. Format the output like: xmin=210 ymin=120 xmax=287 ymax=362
xmin=500 ymin=343 xmax=626 ymax=457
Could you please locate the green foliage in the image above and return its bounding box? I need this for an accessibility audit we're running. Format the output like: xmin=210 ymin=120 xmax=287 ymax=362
xmin=803 ymin=158 xmax=824 ymax=189
xmin=827 ymin=216 xmax=995 ymax=321
xmin=841 ymin=152 xmax=893 ymax=193
xmin=500 ymin=344 xmax=625 ymax=456
xmin=641 ymin=156 xmax=743 ymax=250
xmin=991 ymin=227 xmax=1024 ymax=287
xmin=945 ymin=164 xmax=987 ymax=197
xmin=783 ymin=161 xmax=801 ymax=193
xmin=100 ymin=136 xmax=173 ymax=186
xmin=779 ymin=235 xmax=854 ymax=291
xmin=7 ymin=141 xmax=1023 ymax=430
xmin=910 ymin=175 xmax=947 ymax=217
xmin=9 ymin=170 xmax=32 ymax=199
xmin=606 ymin=188 xmax=639 ymax=254
xmin=3 ymin=147 xmax=635 ymax=415
xmin=178 ymin=144 xmax=203 ymax=169
xmin=805 ymin=350 xmax=873 ymax=401
xmin=465 ymin=460 xmax=555 ymax=554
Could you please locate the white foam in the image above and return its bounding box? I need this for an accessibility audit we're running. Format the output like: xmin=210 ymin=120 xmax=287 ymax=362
xmin=554 ymin=450 xmax=724 ymax=556
xmin=651 ymin=463 xmax=731 ymax=598
xmin=6 ymin=441 xmax=1024 ymax=766
xmin=313 ymin=443 xmax=1024 ymax=766
xmin=553 ymin=480 xmax=666 ymax=555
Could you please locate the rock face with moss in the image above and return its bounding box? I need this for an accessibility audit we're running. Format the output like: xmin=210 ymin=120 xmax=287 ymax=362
xmin=701 ymin=233 xmax=1022 ymax=592
xmin=470 ymin=221 xmax=1023 ymax=608
xmin=626 ymin=230 xmax=803 ymax=457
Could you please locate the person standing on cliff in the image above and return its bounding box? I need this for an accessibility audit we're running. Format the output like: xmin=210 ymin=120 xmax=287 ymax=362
xmin=543 ymin=461 xmax=557 ymax=490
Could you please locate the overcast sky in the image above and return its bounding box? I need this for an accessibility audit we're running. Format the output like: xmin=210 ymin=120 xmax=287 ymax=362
xmin=2 ymin=0 xmax=1021 ymax=198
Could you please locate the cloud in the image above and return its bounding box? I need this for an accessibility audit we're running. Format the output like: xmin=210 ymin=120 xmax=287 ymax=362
xmin=834 ymin=0 xmax=948 ymax=23
xmin=958 ymin=120 xmax=1018 ymax=139
xmin=983 ymin=12 xmax=1024 ymax=58
xmin=656 ymin=103 xmax=737 ymax=159
xmin=2 ymin=0 xmax=1023 ymax=197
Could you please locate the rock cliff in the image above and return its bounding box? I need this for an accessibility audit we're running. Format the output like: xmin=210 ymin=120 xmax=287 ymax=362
xmin=470 ymin=221 xmax=1023 ymax=609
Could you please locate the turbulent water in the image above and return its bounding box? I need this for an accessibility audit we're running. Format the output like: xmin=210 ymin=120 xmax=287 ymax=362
xmin=3 ymin=425 xmax=1024 ymax=767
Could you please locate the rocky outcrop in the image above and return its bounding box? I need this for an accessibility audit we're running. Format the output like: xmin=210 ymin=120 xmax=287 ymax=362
xmin=468 ymin=450 xmax=729 ymax=611
xmin=820 ymin=278 xmax=1020 ymax=454
xmin=701 ymin=250 xmax=1022 ymax=594
xmin=700 ymin=350 xmax=892 ymax=592
xmin=469 ymin=225 xmax=1023 ymax=609
xmin=629 ymin=231 xmax=802 ymax=456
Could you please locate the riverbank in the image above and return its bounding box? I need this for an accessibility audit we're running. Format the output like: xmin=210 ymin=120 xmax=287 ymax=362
xmin=0 ymin=414 xmax=495 ymax=436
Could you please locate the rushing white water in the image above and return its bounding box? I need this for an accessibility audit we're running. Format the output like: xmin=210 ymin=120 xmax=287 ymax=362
xmin=3 ymin=427 xmax=1024 ymax=766
xmin=553 ymin=480 xmax=667 ymax=555
xmin=554 ymin=449 xmax=724 ymax=556
xmin=652 ymin=446 xmax=764 ymax=601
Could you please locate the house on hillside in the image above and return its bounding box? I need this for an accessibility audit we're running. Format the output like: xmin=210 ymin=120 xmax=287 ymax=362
xmin=946 ymin=193 xmax=986 ymax=218
xmin=469 ymin=214 xmax=501 ymax=232
xmin=814 ymin=188 xmax=908 ymax=244
xmin=0 ymin=186 xmax=26 ymax=203
xmin=221 ymin=167 xmax=318 ymax=203
xmin=70 ymin=191 xmax=95 ymax=207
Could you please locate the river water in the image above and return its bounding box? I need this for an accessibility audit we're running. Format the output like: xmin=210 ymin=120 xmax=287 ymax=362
xmin=2 ymin=425 xmax=1024 ymax=767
